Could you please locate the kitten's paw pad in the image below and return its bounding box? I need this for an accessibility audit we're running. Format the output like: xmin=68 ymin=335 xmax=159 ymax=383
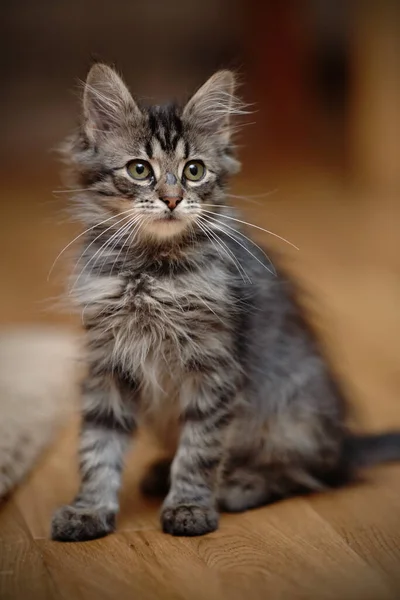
xmin=140 ymin=459 xmax=171 ymax=498
xmin=51 ymin=505 xmax=115 ymax=542
xmin=161 ymin=504 xmax=219 ymax=536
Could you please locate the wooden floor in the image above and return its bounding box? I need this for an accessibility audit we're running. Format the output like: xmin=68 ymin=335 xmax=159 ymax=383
xmin=1 ymin=171 xmax=400 ymax=600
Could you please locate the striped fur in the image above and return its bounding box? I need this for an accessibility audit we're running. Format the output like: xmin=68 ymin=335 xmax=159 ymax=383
xmin=51 ymin=64 xmax=400 ymax=541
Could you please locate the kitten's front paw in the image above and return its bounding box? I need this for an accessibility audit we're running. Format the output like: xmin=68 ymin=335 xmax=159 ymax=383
xmin=51 ymin=504 xmax=116 ymax=542
xmin=161 ymin=504 xmax=219 ymax=536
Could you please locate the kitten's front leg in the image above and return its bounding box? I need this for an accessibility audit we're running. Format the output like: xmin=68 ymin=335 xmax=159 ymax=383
xmin=161 ymin=367 xmax=238 ymax=536
xmin=51 ymin=371 xmax=137 ymax=542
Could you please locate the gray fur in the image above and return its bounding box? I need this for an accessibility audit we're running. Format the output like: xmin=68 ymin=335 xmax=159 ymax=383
xmin=51 ymin=64 xmax=400 ymax=542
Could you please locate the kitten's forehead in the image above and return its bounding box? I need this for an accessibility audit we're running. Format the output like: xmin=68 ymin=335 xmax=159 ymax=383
xmin=105 ymin=102 xmax=213 ymax=168
xmin=101 ymin=104 xmax=186 ymax=164
xmin=149 ymin=136 xmax=187 ymax=165
xmin=145 ymin=105 xmax=185 ymax=157
xmin=142 ymin=104 xmax=219 ymax=166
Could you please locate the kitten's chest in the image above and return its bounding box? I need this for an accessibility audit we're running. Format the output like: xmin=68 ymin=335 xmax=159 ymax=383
xmin=121 ymin=271 xmax=206 ymax=338
xmin=102 ymin=270 xmax=229 ymax=374
xmin=83 ymin=267 xmax=231 ymax=448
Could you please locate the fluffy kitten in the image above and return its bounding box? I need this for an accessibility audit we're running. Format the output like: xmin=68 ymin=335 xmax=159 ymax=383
xmin=51 ymin=64 xmax=400 ymax=541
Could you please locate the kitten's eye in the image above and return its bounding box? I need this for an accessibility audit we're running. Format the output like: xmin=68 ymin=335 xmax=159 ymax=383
xmin=183 ymin=160 xmax=205 ymax=182
xmin=126 ymin=160 xmax=153 ymax=181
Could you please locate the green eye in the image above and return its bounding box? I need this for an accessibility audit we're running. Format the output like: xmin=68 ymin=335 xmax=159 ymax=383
xmin=183 ymin=160 xmax=205 ymax=182
xmin=126 ymin=160 xmax=153 ymax=181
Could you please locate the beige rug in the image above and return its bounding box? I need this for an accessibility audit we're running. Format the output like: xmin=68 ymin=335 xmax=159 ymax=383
xmin=0 ymin=327 xmax=79 ymax=498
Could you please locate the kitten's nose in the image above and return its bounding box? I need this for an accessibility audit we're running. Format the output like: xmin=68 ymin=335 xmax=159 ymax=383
xmin=159 ymin=196 xmax=183 ymax=211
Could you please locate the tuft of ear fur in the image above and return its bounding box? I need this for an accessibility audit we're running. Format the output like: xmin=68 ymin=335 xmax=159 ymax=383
xmin=182 ymin=70 xmax=248 ymax=144
xmin=83 ymin=63 xmax=141 ymax=141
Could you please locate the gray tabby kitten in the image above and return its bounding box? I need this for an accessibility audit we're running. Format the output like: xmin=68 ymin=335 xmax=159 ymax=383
xmin=51 ymin=64 xmax=400 ymax=541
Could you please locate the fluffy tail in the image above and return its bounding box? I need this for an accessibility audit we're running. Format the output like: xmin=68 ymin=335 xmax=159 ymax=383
xmin=345 ymin=432 xmax=400 ymax=469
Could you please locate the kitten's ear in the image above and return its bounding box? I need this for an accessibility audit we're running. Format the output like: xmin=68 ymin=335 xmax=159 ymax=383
xmin=83 ymin=63 xmax=141 ymax=141
xmin=182 ymin=71 xmax=242 ymax=142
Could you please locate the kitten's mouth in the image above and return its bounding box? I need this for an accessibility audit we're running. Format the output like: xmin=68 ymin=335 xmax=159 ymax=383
xmin=156 ymin=213 xmax=180 ymax=222
xmin=143 ymin=211 xmax=188 ymax=239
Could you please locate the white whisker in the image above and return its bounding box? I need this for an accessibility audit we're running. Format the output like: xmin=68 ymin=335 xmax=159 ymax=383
xmin=109 ymin=215 xmax=149 ymax=276
xmin=70 ymin=214 xmax=140 ymax=293
xmin=190 ymin=289 xmax=225 ymax=325
xmin=95 ymin=215 xmax=143 ymax=278
xmin=201 ymin=215 xmax=275 ymax=276
xmin=47 ymin=208 xmax=135 ymax=281
xmin=52 ymin=188 xmax=93 ymax=194
xmin=70 ymin=211 xmax=137 ymax=279
xmin=88 ymin=215 xmax=143 ymax=277
xmin=197 ymin=218 xmax=251 ymax=283
xmin=201 ymin=210 xmax=299 ymax=250
xmin=202 ymin=212 xmax=276 ymax=275
xmin=227 ymin=189 xmax=279 ymax=201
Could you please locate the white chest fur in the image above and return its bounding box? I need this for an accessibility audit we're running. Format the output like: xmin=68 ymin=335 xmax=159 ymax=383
xmin=80 ymin=267 xmax=230 ymax=406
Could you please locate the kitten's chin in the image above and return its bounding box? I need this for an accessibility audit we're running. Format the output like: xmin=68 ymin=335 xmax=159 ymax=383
xmin=142 ymin=217 xmax=190 ymax=240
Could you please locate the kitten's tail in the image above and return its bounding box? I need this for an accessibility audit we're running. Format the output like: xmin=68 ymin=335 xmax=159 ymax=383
xmin=345 ymin=432 xmax=400 ymax=469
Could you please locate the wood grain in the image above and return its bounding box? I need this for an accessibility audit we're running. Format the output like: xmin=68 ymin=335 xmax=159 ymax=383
xmin=1 ymin=174 xmax=400 ymax=599
xmin=0 ymin=499 xmax=57 ymax=600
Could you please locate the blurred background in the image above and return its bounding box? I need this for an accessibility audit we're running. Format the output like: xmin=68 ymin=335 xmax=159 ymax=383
xmin=1 ymin=4 xmax=400 ymax=598
xmin=0 ymin=0 xmax=399 ymax=422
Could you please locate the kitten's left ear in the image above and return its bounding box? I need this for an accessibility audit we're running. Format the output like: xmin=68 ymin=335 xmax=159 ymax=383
xmin=182 ymin=70 xmax=243 ymax=143
xmin=83 ymin=63 xmax=141 ymax=141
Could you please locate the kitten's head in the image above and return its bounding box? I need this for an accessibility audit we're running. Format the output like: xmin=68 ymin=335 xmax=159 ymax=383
xmin=66 ymin=64 xmax=245 ymax=241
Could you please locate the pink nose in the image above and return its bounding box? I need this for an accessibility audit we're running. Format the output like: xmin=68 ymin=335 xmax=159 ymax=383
xmin=160 ymin=196 xmax=183 ymax=211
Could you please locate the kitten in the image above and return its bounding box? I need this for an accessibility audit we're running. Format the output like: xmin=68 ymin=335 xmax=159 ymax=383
xmin=51 ymin=64 xmax=400 ymax=541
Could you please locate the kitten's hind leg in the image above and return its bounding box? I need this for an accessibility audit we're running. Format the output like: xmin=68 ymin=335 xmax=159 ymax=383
xmin=217 ymin=448 xmax=272 ymax=513
xmin=218 ymin=407 xmax=346 ymax=513
xmin=218 ymin=467 xmax=270 ymax=512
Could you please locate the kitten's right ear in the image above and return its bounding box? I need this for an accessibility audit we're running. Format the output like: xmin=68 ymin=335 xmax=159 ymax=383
xmin=82 ymin=64 xmax=141 ymax=141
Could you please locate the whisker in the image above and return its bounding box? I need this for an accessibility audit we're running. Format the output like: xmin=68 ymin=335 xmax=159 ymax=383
xmin=47 ymin=208 xmax=135 ymax=281
xmin=123 ymin=215 xmax=155 ymax=273
xmin=227 ymin=189 xmax=279 ymax=201
xmin=199 ymin=189 xmax=277 ymax=209
xmin=189 ymin=289 xmax=225 ymax=325
xmin=227 ymin=195 xmax=261 ymax=206
xmin=52 ymin=188 xmax=93 ymax=194
xmin=201 ymin=215 xmax=275 ymax=277
xmin=70 ymin=215 xmax=140 ymax=293
xmin=202 ymin=212 xmax=276 ymax=275
xmin=70 ymin=211 xmax=137 ymax=279
xmin=195 ymin=220 xmax=224 ymax=263
xmin=197 ymin=218 xmax=251 ymax=283
xmin=87 ymin=214 xmax=143 ymax=278
xmin=100 ymin=213 xmax=144 ymax=272
xmin=200 ymin=202 xmax=261 ymax=210
xmin=103 ymin=223 xmax=137 ymax=277
xmin=201 ymin=210 xmax=299 ymax=250
xmin=109 ymin=215 xmax=149 ymax=276
xmin=119 ymin=222 xmax=143 ymax=274
xmin=93 ymin=215 xmax=142 ymax=278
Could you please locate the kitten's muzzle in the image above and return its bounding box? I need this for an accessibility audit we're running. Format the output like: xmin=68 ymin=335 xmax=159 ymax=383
xmin=159 ymin=196 xmax=183 ymax=211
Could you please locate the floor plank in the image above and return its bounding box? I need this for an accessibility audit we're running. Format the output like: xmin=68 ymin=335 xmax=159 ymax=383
xmin=310 ymin=467 xmax=400 ymax=594
xmin=0 ymin=499 xmax=57 ymax=600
